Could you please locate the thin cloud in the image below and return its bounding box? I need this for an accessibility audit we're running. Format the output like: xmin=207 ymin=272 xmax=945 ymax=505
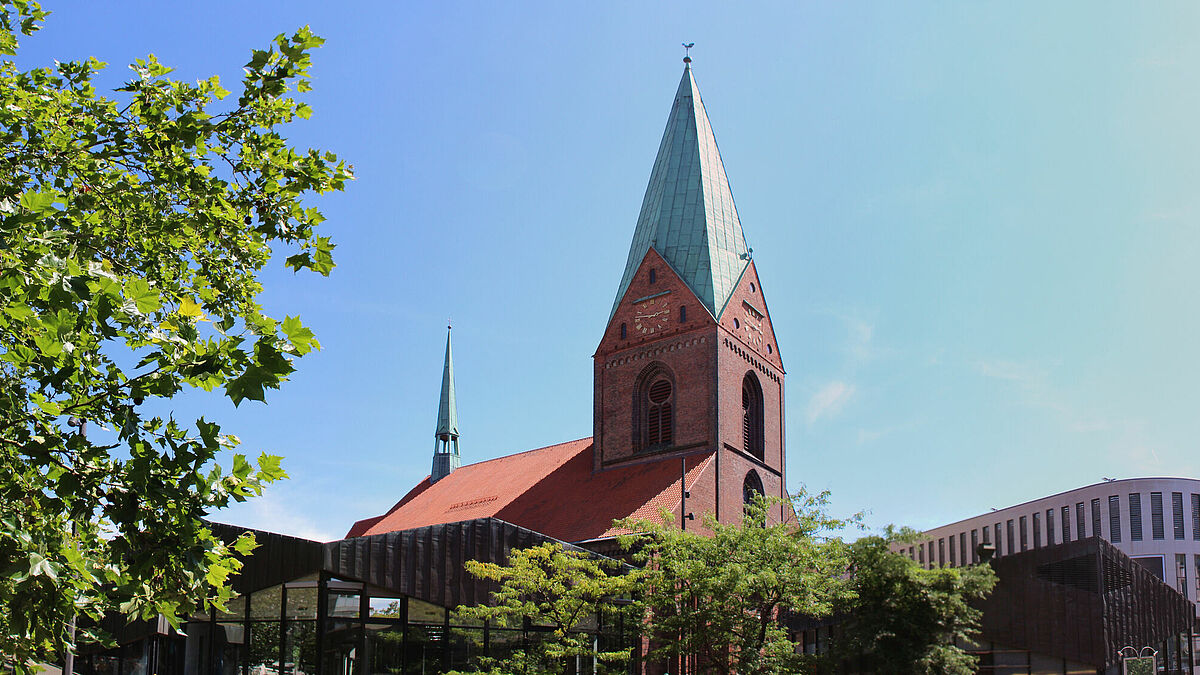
xmin=214 ymin=487 xmax=339 ymax=542
xmin=807 ymin=381 xmax=855 ymax=424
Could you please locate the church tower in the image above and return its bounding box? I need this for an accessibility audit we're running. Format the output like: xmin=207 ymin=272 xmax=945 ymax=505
xmin=431 ymin=325 xmax=460 ymax=483
xmin=593 ymin=60 xmax=786 ymax=525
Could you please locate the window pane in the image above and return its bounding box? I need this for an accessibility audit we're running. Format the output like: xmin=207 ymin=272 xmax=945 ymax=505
xmin=1018 ymin=516 xmax=1027 ymax=552
xmin=286 ymin=587 xmax=319 ymax=620
xmin=250 ymin=585 xmax=283 ymax=620
xmin=284 ymin=621 xmax=317 ymax=675
xmin=1076 ymin=503 xmax=1086 ymax=540
xmin=323 ymin=621 xmax=360 ymax=675
xmin=216 ymin=623 xmax=246 ymax=675
xmin=408 ymin=597 xmax=445 ymax=625
xmin=1090 ymin=498 xmax=1102 ymax=540
xmin=327 ymin=591 xmax=360 ymax=619
xmin=1047 ymin=509 xmax=1056 ymax=546
xmin=1062 ymin=506 xmax=1071 ymax=543
xmin=364 ymin=623 xmax=405 ymax=675
xmin=368 ymin=597 xmax=405 ymax=619
xmin=1032 ymin=512 xmax=1041 ymax=549
xmin=448 ymin=627 xmax=485 ymax=672
xmin=247 ymin=621 xmax=280 ymax=675
xmin=404 ymin=624 xmax=444 ymax=675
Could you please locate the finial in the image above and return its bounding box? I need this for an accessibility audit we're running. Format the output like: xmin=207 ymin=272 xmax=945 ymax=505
xmin=682 ymin=42 xmax=694 ymax=65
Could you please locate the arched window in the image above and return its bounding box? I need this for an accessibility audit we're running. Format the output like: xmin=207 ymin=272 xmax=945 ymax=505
xmin=634 ymin=365 xmax=674 ymax=451
xmin=742 ymin=372 xmax=764 ymax=460
xmin=620 ymin=323 xmax=626 ymax=339
xmin=743 ymin=470 xmax=764 ymax=509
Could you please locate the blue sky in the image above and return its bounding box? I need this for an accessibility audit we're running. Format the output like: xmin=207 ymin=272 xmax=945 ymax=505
xmin=20 ymin=2 xmax=1200 ymax=540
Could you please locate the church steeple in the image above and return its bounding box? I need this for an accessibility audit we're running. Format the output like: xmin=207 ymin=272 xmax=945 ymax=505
xmin=609 ymin=62 xmax=751 ymax=322
xmin=431 ymin=324 xmax=460 ymax=483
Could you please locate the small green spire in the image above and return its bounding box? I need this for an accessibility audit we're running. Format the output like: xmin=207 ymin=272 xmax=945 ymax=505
xmin=610 ymin=62 xmax=751 ymax=322
xmin=431 ymin=323 xmax=460 ymax=483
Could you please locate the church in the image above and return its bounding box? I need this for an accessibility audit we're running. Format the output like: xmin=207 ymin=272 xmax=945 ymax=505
xmin=346 ymin=57 xmax=789 ymax=551
xmin=75 ymin=60 xmax=793 ymax=675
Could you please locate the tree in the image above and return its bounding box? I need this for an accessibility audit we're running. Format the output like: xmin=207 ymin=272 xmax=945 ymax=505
xmin=0 ymin=1 xmax=351 ymax=669
xmin=827 ymin=530 xmax=997 ymax=675
xmin=451 ymin=542 xmax=641 ymax=675
xmin=618 ymin=491 xmax=858 ymax=675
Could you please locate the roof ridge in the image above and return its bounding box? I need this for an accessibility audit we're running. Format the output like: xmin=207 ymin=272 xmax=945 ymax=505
xmin=454 ymin=436 xmax=592 ymax=469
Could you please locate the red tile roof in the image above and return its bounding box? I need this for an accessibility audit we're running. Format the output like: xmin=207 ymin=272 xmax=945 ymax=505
xmin=346 ymin=438 xmax=713 ymax=543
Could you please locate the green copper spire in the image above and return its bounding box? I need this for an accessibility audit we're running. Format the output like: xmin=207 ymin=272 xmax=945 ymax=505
xmin=610 ymin=62 xmax=751 ymax=321
xmin=431 ymin=324 xmax=460 ymax=483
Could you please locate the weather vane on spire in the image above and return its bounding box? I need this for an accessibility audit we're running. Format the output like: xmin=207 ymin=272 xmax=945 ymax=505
xmin=682 ymin=42 xmax=694 ymax=64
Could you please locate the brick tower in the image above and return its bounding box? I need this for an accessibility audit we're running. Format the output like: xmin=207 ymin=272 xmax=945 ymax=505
xmin=593 ymin=61 xmax=786 ymax=526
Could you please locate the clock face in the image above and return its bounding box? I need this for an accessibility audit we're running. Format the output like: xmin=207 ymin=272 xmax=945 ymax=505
xmin=742 ymin=302 xmax=764 ymax=348
xmin=633 ymin=297 xmax=670 ymax=335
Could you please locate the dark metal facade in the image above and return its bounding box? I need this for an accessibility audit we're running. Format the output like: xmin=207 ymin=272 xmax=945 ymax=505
xmin=981 ymin=536 xmax=1195 ymax=671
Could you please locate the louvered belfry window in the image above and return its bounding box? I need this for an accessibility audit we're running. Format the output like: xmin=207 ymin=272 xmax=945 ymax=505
xmin=646 ymin=378 xmax=673 ymax=447
xmin=742 ymin=373 xmax=765 ymax=460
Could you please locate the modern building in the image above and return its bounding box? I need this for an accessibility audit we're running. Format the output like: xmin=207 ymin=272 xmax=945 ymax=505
xmin=803 ymin=537 xmax=1197 ymax=674
xmin=899 ymin=477 xmax=1200 ymax=670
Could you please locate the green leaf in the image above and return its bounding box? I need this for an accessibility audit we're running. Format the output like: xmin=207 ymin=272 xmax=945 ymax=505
xmin=125 ymin=279 xmax=161 ymax=314
xmin=256 ymin=453 xmax=287 ymax=482
xmin=280 ymin=315 xmax=318 ymax=355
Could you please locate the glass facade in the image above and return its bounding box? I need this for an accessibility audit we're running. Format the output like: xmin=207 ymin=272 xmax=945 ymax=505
xmin=76 ymin=575 xmax=626 ymax=675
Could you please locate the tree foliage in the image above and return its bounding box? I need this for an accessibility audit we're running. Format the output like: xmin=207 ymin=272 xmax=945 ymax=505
xmin=452 ymin=542 xmax=640 ymax=675
xmin=0 ymin=1 xmax=350 ymax=668
xmin=618 ymin=491 xmax=857 ymax=675
xmin=827 ymin=530 xmax=998 ymax=675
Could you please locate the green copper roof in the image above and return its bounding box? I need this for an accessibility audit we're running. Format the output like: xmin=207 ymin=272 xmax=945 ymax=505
xmin=610 ymin=65 xmax=751 ymax=321
xmin=435 ymin=326 xmax=458 ymax=437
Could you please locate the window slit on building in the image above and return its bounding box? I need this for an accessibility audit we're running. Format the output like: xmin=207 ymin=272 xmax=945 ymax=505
xmin=1032 ymin=512 xmax=1041 ymax=549
xmin=1090 ymin=498 xmax=1102 ymax=541
xmin=1062 ymin=506 xmax=1071 ymax=544
xmin=1151 ymin=492 xmax=1165 ymax=540
xmin=1018 ymin=516 xmax=1027 ymax=552
xmin=1108 ymin=495 xmax=1122 ymax=544
xmin=1130 ymin=493 xmax=1143 ymax=542
xmin=971 ymin=530 xmax=979 ymax=564
xmin=1192 ymin=494 xmax=1200 ymax=541
xmin=1172 ymin=492 xmax=1185 ymax=540
xmin=1046 ymin=508 xmax=1056 ymax=546
xmin=948 ymin=534 xmax=956 ymax=567
xmin=1076 ymin=502 xmax=1086 ymax=541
